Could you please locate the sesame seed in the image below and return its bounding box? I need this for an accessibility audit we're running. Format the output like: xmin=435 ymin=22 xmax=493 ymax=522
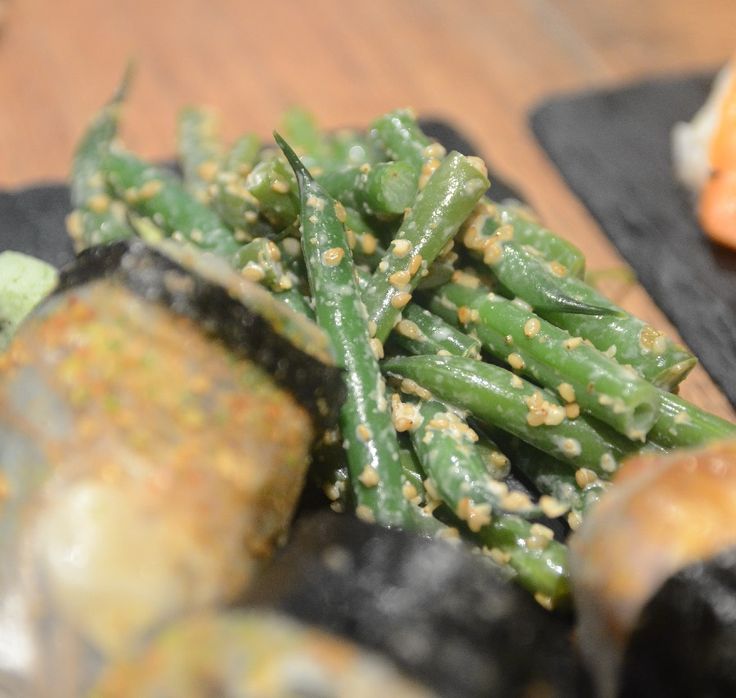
xmin=322 ymin=247 xmax=345 ymax=266
xmin=396 ymin=319 xmax=423 ymax=340
xmin=567 ymin=511 xmax=583 ymax=530
xmin=565 ymin=403 xmax=580 ymax=419
xmin=334 ymin=201 xmax=347 ymax=222
xmin=138 ymin=179 xmax=163 ymax=199
xmin=282 ymin=237 xmax=300 ymax=256
xmin=389 ymin=269 xmax=411 ymax=287
xmin=510 ymin=374 xmax=524 ymax=389
xmin=486 ymin=547 xmax=511 ymax=565
xmin=391 ymin=291 xmax=412 ymax=309
xmin=599 ymin=453 xmax=617 ymax=473
xmin=563 ymin=336 xmax=583 ymax=350
xmin=424 ymin=478 xmax=440 ymax=502
xmin=465 ymin=155 xmax=488 ymax=178
xmin=391 ymin=395 xmax=423 ymax=431
xmin=367 ymin=320 xmax=378 ymax=337
xmin=392 ymin=239 xmax=412 ymax=258
xmin=400 ymin=378 xmax=432 ymax=400
xmin=466 ymin=502 xmax=492 ymax=532
xmin=523 ymin=317 xmax=541 ymax=338
xmin=639 ymin=325 xmax=664 ymax=353
xmin=482 ymin=240 xmax=503 ymax=265
xmin=548 ymin=260 xmax=568 ymax=277
xmin=242 ymin=263 xmax=265 ymax=282
xmin=358 ymin=465 xmax=380 ymax=488
xmin=539 ymin=495 xmax=569 ymax=518
xmin=271 ymin=179 xmax=290 ymax=194
xmin=558 ymin=437 xmax=582 ymax=457
xmin=402 ymin=481 xmax=419 ymax=502
xmin=360 ymin=233 xmax=378 ymax=255
xmin=418 ymin=158 xmax=441 ymax=189
xmin=197 ymin=160 xmax=219 ymax=182
xmin=423 ymin=142 xmax=447 ymax=159
xmin=557 ymin=382 xmax=576 ymax=403
xmin=457 ymin=306 xmax=479 ymax=325
xmin=345 ymin=229 xmax=357 ymax=249
xmin=86 ymin=193 xmax=110 ymax=213
xmin=507 ymin=353 xmax=525 ymax=370
xmin=355 ymin=505 xmax=375 ymax=523
xmin=408 ymin=254 xmax=423 ymax=276
xmin=306 ymin=195 xmax=325 ymax=211
xmin=534 ymin=593 xmax=554 ymax=611
xmin=451 ymin=269 xmax=481 ymax=288
xmin=501 ymin=490 xmax=533 ymax=512
xmin=544 ymin=404 xmax=566 ymax=426
xmin=369 ymin=337 xmax=384 ymax=359
xmin=575 ymin=468 xmax=598 ymax=488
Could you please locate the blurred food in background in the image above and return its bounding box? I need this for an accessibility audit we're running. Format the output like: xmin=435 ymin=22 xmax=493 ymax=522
xmin=673 ymin=54 xmax=736 ymax=249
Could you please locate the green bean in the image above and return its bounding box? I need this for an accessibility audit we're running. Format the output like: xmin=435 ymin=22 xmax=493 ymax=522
xmin=276 ymin=132 xmax=411 ymax=527
xmin=460 ymin=210 xmax=612 ymax=315
xmin=277 ymin=236 xmax=308 ymax=288
xmin=104 ymin=149 xmax=243 ymax=261
xmin=435 ymin=281 xmax=660 ymax=440
xmin=176 ymin=106 xmax=223 ymax=203
xmin=225 ymin=133 xmax=261 ymax=176
xmin=532 ymin=273 xmax=697 ymax=391
xmin=208 ymin=134 xmax=263 ymax=235
xmin=408 ymin=396 xmax=539 ymax=520
xmin=271 ymin=287 xmax=314 ymax=319
xmin=319 ymin=161 xmax=418 ymax=220
xmin=398 ymin=446 xmax=426 ymax=502
xmin=209 ymin=170 xmax=261 ymax=237
xmin=232 ymin=237 xmax=292 ymax=291
xmin=500 ymin=437 xmax=608 ymax=530
xmin=474 ymin=430 xmax=512 ymax=480
xmin=382 ymin=354 xmax=644 ymax=475
xmin=482 ymin=199 xmax=587 ymax=277
xmin=468 ymin=513 xmax=570 ymax=606
xmin=648 ymin=390 xmax=736 ymax=449
xmin=354 ymin=267 xmax=478 ymax=358
xmin=245 ymin=155 xmax=300 ymax=230
xmin=342 ymin=207 xmax=386 ymax=268
xmin=361 ymin=151 xmax=489 ymax=343
xmin=394 ymin=303 xmax=482 ymax=358
xmin=369 ymin=108 xmax=440 ymax=176
xmin=67 ymin=66 xmax=135 ymax=251
xmin=416 ymin=259 xmax=456 ymax=290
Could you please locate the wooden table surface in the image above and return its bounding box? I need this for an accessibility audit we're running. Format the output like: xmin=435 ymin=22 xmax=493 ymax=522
xmin=0 ymin=0 xmax=734 ymax=418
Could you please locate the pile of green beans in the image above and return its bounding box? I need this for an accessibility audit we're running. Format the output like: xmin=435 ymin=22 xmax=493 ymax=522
xmin=67 ymin=71 xmax=736 ymax=611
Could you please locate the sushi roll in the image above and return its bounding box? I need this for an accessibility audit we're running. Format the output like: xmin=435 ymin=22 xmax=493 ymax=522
xmin=673 ymin=56 xmax=736 ymax=249
xmin=570 ymin=440 xmax=736 ymax=697
xmin=0 ymin=240 xmax=343 ymax=696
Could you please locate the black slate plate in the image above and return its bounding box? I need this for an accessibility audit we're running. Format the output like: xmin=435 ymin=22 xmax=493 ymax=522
xmin=531 ymin=72 xmax=736 ymax=406
xmin=0 ymin=120 xmax=520 ymax=270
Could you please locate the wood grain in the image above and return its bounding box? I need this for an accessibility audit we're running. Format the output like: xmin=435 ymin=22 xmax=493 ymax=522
xmin=0 ymin=0 xmax=733 ymax=417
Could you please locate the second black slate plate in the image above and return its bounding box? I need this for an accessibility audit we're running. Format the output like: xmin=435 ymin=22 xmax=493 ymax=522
xmin=531 ymin=72 xmax=736 ymax=406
